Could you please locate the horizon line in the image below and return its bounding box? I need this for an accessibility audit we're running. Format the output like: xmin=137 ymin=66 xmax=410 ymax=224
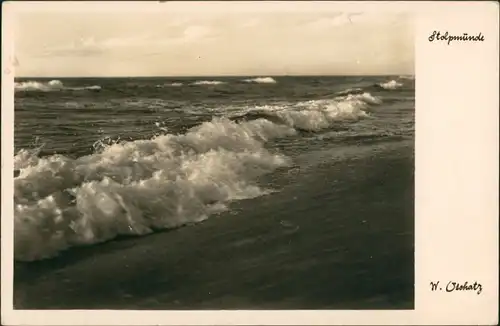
xmin=14 ymin=73 xmax=415 ymax=79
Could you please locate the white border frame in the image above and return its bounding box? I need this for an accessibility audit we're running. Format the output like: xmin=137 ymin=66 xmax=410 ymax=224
xmin=2 ymin=1 xmax=498 ymax=325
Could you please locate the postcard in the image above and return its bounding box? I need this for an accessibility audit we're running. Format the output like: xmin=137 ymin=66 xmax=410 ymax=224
xmin=1 ymin=1 xmax=498 ymax=325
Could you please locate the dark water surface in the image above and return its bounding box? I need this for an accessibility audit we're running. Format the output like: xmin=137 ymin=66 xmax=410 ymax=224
xmin=13 ymin=75 xmax=414 ymax=309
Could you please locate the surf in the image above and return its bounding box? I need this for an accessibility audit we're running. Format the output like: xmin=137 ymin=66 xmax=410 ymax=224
xmin=15 ymin=80 xmax=102 ymax=92
xmin=13 ymin=89 xmax=381 ymax=262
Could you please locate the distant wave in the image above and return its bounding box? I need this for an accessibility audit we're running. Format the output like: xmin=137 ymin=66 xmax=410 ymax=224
xmin=378 ymin=80 xmax=403 ymax=90
xmin=15 ymin=80 xmax=101 ymax=92
xmin=231 ymin=92 xmax=381 ymax=132
xmin=84 ymin=85 xmax=102 ymax=90
xmin=156 ymin=82 xmax=183 ymax=88
xmin=336 ymin=92 xmax=382 ymax=105
xmin=243 ymin=77 xmax=277 ymax=84
xmin=71 ymin=85 xmax=102 ymax=91
xmin=335 ymin=88 xmax=364 ymax=96
xmin=191 ymin=80 xmax=225 ymax=86
xmin=398 ymin=75 xmax=415 ymax=80
xmin=15 ymin=80 xmax=64 ymax=92
xmin=13 ymin=90 xmax=381 ymax=261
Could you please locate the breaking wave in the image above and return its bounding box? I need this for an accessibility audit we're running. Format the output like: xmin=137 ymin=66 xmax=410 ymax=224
xmin=232 ymin=94 xmax=379 ymax=132
xmin=15 ymin=80 xmax=101 ymax=92
xmin=81 ymin=85 xmax=101 ymax=91
xmin=378 ymin=80 xmax=403 ymax=90
xmin=13 ymin=91 xmax=380 ymax=261
xmin=15 ymin=80 xmax=64 ymax=92
xmin=70 ymin=85 xmax=102 ymax=91
xmin=339 ymin=92 xmax=382 ymax=105
xmin=14 ymin=118 xmax=295 ymax=261
xmin=243 ymin=77 xmax=277 ymax=84
xmin=156 ymin=82 xmax=183 ymax=88
xmin=335 ymin=88 xmax=364 ymax=96
xmin=191 ymin=80 xmax=225 ymax=86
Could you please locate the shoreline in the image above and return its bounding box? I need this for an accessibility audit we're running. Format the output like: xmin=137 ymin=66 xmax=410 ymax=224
xmin=14 ymin=142 xmax=414 ymax=310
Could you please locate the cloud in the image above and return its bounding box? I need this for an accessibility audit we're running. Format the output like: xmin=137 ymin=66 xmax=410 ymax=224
xmin=302 ymin=13 xmax=367 ymax=31
xmin=37 ymin=35 xmax=145 ymax=57
xmin=36 ymin=25 xmax=216 ymax=58
xmin=16 ymin=11 xmax=413 ymax=76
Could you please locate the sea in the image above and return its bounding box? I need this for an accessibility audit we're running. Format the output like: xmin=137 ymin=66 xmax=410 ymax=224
xmin=13 ymin=75 xmax=415 ymax=309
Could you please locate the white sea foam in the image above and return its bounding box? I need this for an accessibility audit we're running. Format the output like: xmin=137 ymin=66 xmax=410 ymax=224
xmin=156 ymin=82 xmax=183 ymax=88
xmin=48 ymin=80 xmax=63 ymax=88
xmin=378 ymin=80 xmax=403 ymax=90
xmin=82 ymin=85 xmax=102 ymax=91
xmin=15 ymin=80 xmax=101 ymax=92
xmin=242 ymin=92 xmax=380 ymax=132
xmin=191 ymin=80 xmax=225 ymax=86
xmin=70 ymin=85 xmax=102 ymax=91
xmin=13 ymin=90 xmax=380 ymax=261
xmin=338 ymin=92 xmax=383 ymax=105
xmin=398 ymin=75 xmax=415 ymax=80
xmin=275 ymin=97 xmax=372 ymax=131
xmin=15 ymin=80 xmax=64 ymax=92
xmin=243 ymin=77 xmax=277 ymax=84
xmin=14 ymin=118 xmax=295 ymax=261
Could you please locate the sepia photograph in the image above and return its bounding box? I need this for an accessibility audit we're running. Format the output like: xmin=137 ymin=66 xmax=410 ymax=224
xmin=3 ymin=1 xmax=498 ymax=325
xmin=11 ymin=2 xmax=416 ymax=311
xmin=0 ymin=1 xmax=499 ymax=326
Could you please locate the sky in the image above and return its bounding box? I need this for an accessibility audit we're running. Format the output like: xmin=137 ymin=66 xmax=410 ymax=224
xmin=12 ymin=2 xmax=414 ymax=77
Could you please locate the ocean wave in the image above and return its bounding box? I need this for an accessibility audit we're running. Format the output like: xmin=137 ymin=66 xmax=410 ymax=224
xmin=337 ymin=92 xmax=383 ymax=105
xmin=231 ymin=92 xmax=379 ymax=132
xmin=243 ymin=77 xmax=277 ymax=84
xmin=274 ymin=98 xmax=371 ymax=131
xmin=82 ymin=85 xmax=102 ymax=91
xmin=15 ymin=80 xmax=101 ymax=92
xmin=378 ymin=80 xmax=403 ymax=90
xmin=14 ymin=118 xmax=295 ymax=261
xmin=13 ymin=89 xmax=380 ymax=261
xmin=69 ymin=85 xmax=102 ymax=91
xmin=191 ymin=80 xmax=225 ymax=86
xmin=335 ymin=88 xmax=364 ymax=96
xmin=15 ymin=80 xmax=64 ymax=92
xmin=313 ymin=130 xmax=409 ymax=143
xmin=156 ymin=82 xmax=183 ymax=88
